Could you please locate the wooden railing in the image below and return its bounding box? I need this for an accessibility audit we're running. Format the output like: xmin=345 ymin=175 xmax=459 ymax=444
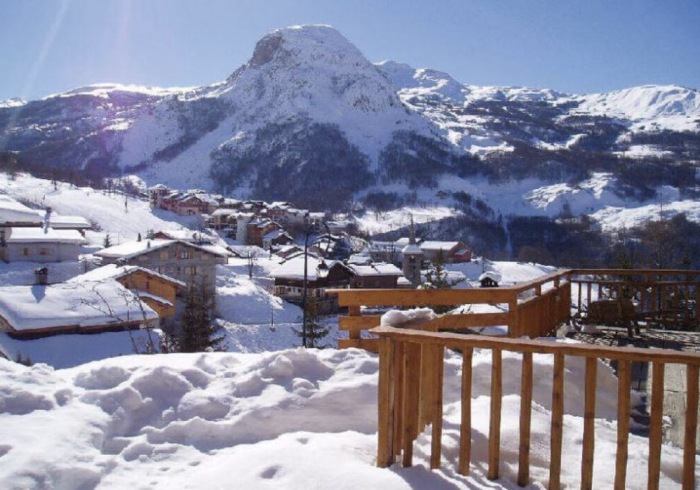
xmin=373 ymin=326 xmax=700 ymax=489
xmin=569 ymin=269 xmax=699 ymax=328
xmin=330 ymin=269 xmax=700 ymax=348
xmin=330 ymin=269 xmax=572 ymax=352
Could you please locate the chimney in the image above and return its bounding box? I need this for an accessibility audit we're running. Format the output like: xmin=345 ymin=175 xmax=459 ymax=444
xmin=34 ymin=267 xmax=48 ymax=286
xmin=43 ymin=206 xmax=52 ymax=232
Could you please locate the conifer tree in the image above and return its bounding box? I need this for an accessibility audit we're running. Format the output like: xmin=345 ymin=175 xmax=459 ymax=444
xmin=174 ymin=277 xmax=226 ymax=353
xmin=293 ymin=296 xmax=330 ymax=348
xmin=421 ymin=249 xmax=464 ymax=314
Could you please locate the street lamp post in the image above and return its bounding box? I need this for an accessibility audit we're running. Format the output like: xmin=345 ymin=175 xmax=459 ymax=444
xmin=301 ymin=221 xmax=331 ymax=348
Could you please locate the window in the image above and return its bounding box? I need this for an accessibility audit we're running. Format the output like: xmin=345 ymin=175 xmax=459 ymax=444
xmin=39 ymin=248 xmax=51 ymax=256
xmin=185 ymin=266 xmax=197 ymax=276
xmin=21 ymin=248 xmax=30 ymax=256
xmin=159 ymin=250 xmax=169 ymax=259
xmin=179 ymin=250 xmax=192 ymax=259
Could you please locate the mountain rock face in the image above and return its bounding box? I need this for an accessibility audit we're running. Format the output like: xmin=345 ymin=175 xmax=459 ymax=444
xmin=1 ymin=25 xmax=699 ymax=213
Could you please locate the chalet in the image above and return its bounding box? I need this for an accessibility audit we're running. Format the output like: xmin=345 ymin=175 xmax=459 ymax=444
xmin=0 ymin=280 xmax=159 ymax=339
xmin=215 ymin=197 xmax=242 ymax=210
xmin=270 ymin=255 xmax=353 ymax=314
xmin=246 ymin=219 xmax=282 ymax=247
xmin=262 ymin=230 xmax=293 ymax=250
xmin=68 ymin=264 xmax=186 ymax=324
xmin=46 ymin=213 xmax=91 ymax=235
xmin=310 ymin=233 xmax=353 ymax=260
xmin=347 ymin=262 xmax=404 ymax=289
xmin=420 ymin=241 xmax=472 ymax=263
xmin=2 ymin=227 xmax=85 ymax=262
xmin=267 ymin=202 xmax=294 ymax=222
xmin=173 ymin=193 xmax=218 ymax=216
xmin=209 ymin=208 xmax=239 ymax=230
xmin=479 ymin=270 xmax=502 ymax=288
xmin=148 ymin=184 xmax=171 ymax=208
xmin=275 ymin=245 xmax=304 ymax=260
xmin=94 ymin=239 xmax=229 ymax=292
xmin=368 ymin=241 xmax=403 ymax=265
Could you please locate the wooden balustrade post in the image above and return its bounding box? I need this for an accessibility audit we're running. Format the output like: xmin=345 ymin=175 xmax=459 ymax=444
xmin=518 ymin=352 xmax=533 ymax=486
xmin=614 ymin=360 xmax=631 ymax=490
xmin=683 ymin=365 xmax=699 ymax=490
xmin=419 ymin=345 xmax=432 ymax=430
xmin=577 ymin=281 xmax=582 ymax=312
xmin=509 ymin=298 xmax=520 ymax=338
xmin=458 ymin=347 xmax=474 ymax=476
xmin=429 ymin=344 xmax=445 ymax=469
xmin=648 ymin=362 xmax=665 ymax=490
xmin=581 ymin=357 xmax=597 ymax=490
xmin=488 ymin=348 xmax=503 ymax=480
xmin=549 ymin=352 xmax=565 ymax=490
xmin=392 ymin=341 xmax=406 ymax=460
xmin=377 ymin=336 xmax=396 ymax=467
xmin=348 ymin=305 xmax=361 ymax=341
xmin=402 ymin=342 xmax=422 ymax=468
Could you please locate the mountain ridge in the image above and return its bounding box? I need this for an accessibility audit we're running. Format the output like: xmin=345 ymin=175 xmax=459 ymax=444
xmin=0 ymin=24 xmax=698 ymax=214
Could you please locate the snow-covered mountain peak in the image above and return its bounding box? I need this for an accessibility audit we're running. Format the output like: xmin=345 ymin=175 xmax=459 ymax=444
xmin=218 ymin=24 xmax=408 ymax=122
xmin=0 ymin=97 xmax=26 ymax=108
xmin=376 ymin=60 xmax=467 ymax=104
xmin=247 ymin=24 xmax=364 ymax=69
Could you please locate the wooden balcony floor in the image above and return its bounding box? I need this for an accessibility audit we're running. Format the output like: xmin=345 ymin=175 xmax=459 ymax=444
xmin=566 ymin=326 xmax=700 ymax=353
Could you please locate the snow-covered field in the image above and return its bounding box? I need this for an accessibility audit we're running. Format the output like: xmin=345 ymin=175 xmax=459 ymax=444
xmin=1 ymin=346 xmax=693 ymax=489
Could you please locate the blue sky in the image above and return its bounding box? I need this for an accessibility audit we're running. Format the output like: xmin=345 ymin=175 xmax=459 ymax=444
xmin=1 ymin=0 xmax=699 ymax=101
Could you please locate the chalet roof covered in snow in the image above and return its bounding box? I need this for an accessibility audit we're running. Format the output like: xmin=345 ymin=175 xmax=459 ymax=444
xmin=67 ymin=264 xmax=186 ymax=288
xmin=95 ymin=239 xmax=173 ymax=258
xmin=95 ymin=239 xmax=229 ymax=260
xmin=479 ymin=271 xmax=502 ymax=283
xmin=0 ymin=196 xmax=43 ymax=225
xmin=154 ymin=229 xmax=215 ymax=243
xmin=270 ymin=255 xmax=343 ymax=281
xmin=46 ymin=213 xmax=91 ymax=229
xmin=6 ymin=227 xmax=85 ymax=244
xmin=420 ymin=240 xmax=463 ymax=252
xmin=402 ymin=243 xmax=423 ymax=255
xmin=347 ymin=262 xmax=404 ymax=277
xmin=0 ymin=280 xmax=158 ymax=332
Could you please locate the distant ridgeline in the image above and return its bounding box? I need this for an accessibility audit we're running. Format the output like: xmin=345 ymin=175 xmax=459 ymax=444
xmin=1 ymin=25 xmax=699 ymax=266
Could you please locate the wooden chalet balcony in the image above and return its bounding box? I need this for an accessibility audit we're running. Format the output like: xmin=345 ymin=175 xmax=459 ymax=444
xmin=329 ymin=269 xmax=700 ymax=489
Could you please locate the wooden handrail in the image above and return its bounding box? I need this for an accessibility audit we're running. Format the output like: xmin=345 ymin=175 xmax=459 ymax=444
xmin=372 ymin=326 xmax=700 ymax=489
xmin=330 ymin=268 xmax=699 ymax=344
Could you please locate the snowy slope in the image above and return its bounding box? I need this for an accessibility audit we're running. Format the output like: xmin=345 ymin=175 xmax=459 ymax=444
xmin=0 ymin=172 xmax=200 ymax=247
xmin=576 ymin=84 xmax=700 ymax=131
xmin=0 ymin=348 xmax=692 ymax=489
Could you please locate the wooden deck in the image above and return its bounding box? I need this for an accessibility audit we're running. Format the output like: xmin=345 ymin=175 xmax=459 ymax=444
xmin=330 ymin=268 xmax=700 ymax=490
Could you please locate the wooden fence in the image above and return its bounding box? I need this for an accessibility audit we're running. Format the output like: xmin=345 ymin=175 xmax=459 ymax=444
xmin=570 ymin=269 xmax=699 ymax=328
xmin=330 ymin=269 xmax=572 ymax=352
xmin=373 ymin=326 xmax=700 ymax=490
xmin=329 ymin=269 xmax=700 ymax=488
xmin=330 ymin=269 xmax=700 ymax=349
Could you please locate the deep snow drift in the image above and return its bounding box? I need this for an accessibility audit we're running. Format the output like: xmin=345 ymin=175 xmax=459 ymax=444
xmin=0 ymin=347 xmax=693 ymax=489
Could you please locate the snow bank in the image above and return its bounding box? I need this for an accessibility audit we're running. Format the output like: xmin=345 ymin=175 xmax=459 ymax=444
xmin=0 ymin=348 xmax=692 ymax=489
